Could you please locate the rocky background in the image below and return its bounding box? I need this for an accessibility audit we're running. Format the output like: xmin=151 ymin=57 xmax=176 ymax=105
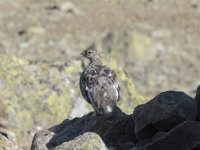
xmin=0 ymin=0 xmax=200 ymax=149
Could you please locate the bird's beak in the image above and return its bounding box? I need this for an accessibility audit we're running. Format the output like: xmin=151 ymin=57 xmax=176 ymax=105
xmin=80 ymin=51 xmax=86 ymax=56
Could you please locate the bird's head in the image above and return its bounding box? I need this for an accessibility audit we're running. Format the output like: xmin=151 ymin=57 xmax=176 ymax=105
xmin=81 ymin=48 xmax=101 ymax=64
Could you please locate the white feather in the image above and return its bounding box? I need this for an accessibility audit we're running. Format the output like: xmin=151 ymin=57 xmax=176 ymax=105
xmin=103 ymin=92 xmax=107 ymax=97
xmin=86 ymin=87 xmax=93 ymax=102
xmin=112 ymin=86 xmax=118 ymax=98
xmin=106 ymin=105 xmax=112 ymax=113
xmin=85 ymin=86 xmax=89 ymax=91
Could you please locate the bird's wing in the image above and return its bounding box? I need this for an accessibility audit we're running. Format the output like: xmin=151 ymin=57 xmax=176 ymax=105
xmin=97 ymin=65 xmax=120 ymax=101
xmin=80 ymin=68 xmax=98 ymax=104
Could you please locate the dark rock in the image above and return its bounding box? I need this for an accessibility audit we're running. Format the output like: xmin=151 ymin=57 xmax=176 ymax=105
xmin=17 ymin=29 xmax=26 ymax=36
xmin=135 ymin=131 xmax=167 ymax=147
xmin=32 ymin=107 xmax=136 ymax=149
xmin=194 ymin=85 xmax=200 ymax=121
xmin=136 ymin=138 xmax=151 ymax=146
xmin=129 ymin=146 xmax=142 ymax=150
xmin=132 ymin=91 xmax=197 ymax=139
xmin=193 ymin=145 xmax=200 ymax=150
xmin=143 ymin=121 xmax=200 ymax=150
xmin=119 ymin=142 xmax=136 ymax=150
xmin=103 ymin=114 xmax=136 ymax=147
xmin=45 ymin=5 xmax=59 ymax=10
xmin=151 ymin=131 xmax=167 ymax=142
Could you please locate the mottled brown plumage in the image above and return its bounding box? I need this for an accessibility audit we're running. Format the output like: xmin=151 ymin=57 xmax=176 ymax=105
xmin=80 ymin=48 xmax=120 ymax=117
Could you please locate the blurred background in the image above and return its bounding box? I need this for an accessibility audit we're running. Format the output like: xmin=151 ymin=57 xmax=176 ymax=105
xmin=0 ymin=0 xmax=200 ymax=149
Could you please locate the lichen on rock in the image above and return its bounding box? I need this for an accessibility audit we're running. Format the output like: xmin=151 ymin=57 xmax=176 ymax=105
xmin=54 ymin=132 xmax=108 ymax=150
xmin=0 ymin=54 xmax=77 ymax=129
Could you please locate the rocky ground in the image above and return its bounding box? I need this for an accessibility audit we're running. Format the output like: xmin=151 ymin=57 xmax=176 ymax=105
xmin=0 ymin=0 xmax=200 ymax=149
xmin=32 ymin=87 xmax=200 ymax=150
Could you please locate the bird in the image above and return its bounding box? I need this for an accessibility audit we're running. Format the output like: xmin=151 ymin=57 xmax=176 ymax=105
xmin=79 ymin=47 xmax=120 ymax=118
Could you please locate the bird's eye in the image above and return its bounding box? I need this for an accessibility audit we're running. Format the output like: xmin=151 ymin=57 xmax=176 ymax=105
xmin=87 ymin=51 xmax=91 ymax=54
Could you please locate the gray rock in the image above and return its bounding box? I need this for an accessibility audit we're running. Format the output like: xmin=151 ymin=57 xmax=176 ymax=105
xmin=0 ymin=125 xmax=17 ymax=144
xmin=194 ymin=85 xmax=200 ymax=121
xmin=0 ymin=133 xmax=20 ymax=150
xmin=132 ymin=91 xmax=197 ymax=139
xmin=55 ymin=132 xmax=108 ymax=150
xmin=143 ymin=121 xmax=200 ymax=150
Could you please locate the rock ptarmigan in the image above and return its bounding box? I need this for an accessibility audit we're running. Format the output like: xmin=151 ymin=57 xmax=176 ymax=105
xmin=80 ymin=47 xmax=120 ymax=118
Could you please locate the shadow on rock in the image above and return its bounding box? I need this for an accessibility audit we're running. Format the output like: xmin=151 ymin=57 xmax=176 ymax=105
xmin=32 ymin=107 xmax=136 ymax=150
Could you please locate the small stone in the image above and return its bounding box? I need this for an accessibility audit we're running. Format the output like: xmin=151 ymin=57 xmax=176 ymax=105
xmin=59 ymin=2 xmax=80 ymax=14
xmin=27 ymin=26 xmax=46 ymax=35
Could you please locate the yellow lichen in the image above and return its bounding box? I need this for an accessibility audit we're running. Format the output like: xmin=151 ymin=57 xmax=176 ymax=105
xmin=0 ymin=54 xmax=73 ymax=129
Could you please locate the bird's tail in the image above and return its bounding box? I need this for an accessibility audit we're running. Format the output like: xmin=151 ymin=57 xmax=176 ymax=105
xmin=91 ymin=82 xmax=117 ymax=119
